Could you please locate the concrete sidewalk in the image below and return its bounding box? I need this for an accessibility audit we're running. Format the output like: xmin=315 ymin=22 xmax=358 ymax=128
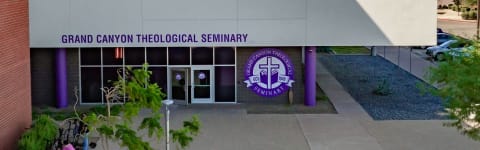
xmin=92 ymin=53 xmax=480 ymax=150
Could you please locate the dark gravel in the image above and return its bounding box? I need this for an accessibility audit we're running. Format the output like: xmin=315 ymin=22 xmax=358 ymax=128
xmin=319 ymin=55 xmax=447 ymax=120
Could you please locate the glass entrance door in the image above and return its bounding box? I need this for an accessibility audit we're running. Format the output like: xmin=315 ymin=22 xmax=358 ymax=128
xmin=191 ymin=66 xmax=213 ymax=103
xmin=170 ymin=68 xmax=189 ymax=104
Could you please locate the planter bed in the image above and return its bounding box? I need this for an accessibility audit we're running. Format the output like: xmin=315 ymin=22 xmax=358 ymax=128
xmin=319 ymin=55 xmax=447 ymax=120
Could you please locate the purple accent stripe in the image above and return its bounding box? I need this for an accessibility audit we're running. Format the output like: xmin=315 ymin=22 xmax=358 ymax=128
xmin=304 ymin=46 xmax=316 ymax=106
xmin=56 ymin=48 xmax=68 ymax=108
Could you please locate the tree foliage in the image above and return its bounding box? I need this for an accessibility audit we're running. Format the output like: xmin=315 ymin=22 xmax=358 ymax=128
xmin=18 ymin=115 xmax=59 ymax=150
xmin=80 ymin=64 xmax=200 ymax=149
xmin=424 ymin=41 xmax=480 ymax=141
xmin=463 ymin=0 xmax=478 ymax=6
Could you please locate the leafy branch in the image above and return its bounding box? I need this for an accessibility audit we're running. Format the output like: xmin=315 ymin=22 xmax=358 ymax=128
xmin=78 ymin=63 xmax=200 ymax=150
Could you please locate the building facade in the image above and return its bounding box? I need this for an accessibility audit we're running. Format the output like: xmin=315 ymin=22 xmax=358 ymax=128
xmin=31 ymin=46 xmax=307 ymax=106
xmin=29 ymin=0 xmax=436 ymax=107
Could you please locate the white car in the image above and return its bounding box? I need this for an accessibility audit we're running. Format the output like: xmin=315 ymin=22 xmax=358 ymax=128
xmin=425 ymin=40 xmax=471 ymax=61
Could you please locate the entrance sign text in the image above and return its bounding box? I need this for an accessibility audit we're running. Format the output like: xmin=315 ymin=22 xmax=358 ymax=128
xmin=61 ymin=33 xmax=248 ymax=44
xmin=244 ymin=48 xmax=295 ymax=97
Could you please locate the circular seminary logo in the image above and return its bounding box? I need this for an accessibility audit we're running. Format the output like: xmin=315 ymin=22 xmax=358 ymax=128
xmin=244 ymin=48 xmax=295 ymax=97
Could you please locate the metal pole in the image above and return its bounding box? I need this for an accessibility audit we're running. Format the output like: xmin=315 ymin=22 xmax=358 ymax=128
xmin=397 ymin=46 xmax=400 ymax=65
xmin=83 ymin=133 xmax=89 ymax=150
xmin=409 ymin=48 xmax=412 ymax=72
xmin=165 ymin=106 xmax=170 ymax=150
xmin=477 ymin=0 xmax=480 ymax=39
xmin=384 ymin=46 xmax=386 ymax=57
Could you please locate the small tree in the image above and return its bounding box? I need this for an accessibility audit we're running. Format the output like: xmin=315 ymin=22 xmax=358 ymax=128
xmin=423 ymin=41 xmax=480 ymax=141
xmin=78 ymin=64 xmax=200 ymax=149
xmin=454 ymin=0 xmax=462 ymax=16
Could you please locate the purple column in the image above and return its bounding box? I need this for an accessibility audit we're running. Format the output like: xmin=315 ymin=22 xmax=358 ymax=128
xmin=304 ymin=46 xmax=316 ymax=106
xmin=56 ymin=48 xmax=68 ymax=108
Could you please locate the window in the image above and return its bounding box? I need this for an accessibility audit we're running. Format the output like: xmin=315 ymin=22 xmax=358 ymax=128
xmin=168 ymin=47 xmax=190 ymax=65
xmin=81 ymin=67 xmax=102 ymax=103
xmin=147 ymin=47 xmax=167 ymax=65
xmin=80 ymin=47 xmax=168 ymax=104
xmin=80 ymin=47 xmax=236 ymax=103
xmin=103 ymin=47 xmax=123 ymax=65
xmin=192 ymin=47 xmax=213 ymax=65
xmin=81 ymin=48 xmax=101 ymax=65
xmin=125 ymin=47 xmax=145 ymax=65
xmin=215 ymin=66 xmax=235 ymax=102
xmin=215 ymin=47 xmax=235 ymax=64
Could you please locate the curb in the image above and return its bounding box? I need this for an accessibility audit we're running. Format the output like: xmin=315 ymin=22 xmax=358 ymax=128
xmin=438 ymin=18 xmax=477 ymax=23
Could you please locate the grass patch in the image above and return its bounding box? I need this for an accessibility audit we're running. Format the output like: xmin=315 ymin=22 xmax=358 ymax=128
xmin=316 ymin=84 xmax=329 ymax=102
xmin=330 ymin=46 xmax=370 ymax=54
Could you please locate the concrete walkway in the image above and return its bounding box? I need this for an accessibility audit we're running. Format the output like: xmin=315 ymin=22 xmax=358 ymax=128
xmin=92 ymin=53 xmax=480 ymax=150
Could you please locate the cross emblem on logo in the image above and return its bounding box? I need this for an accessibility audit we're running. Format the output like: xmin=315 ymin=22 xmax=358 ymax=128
xmin=259 ymin=56 xmax=280 ymax=89
xmin=244 ymin=48 xmax=294 ymax=97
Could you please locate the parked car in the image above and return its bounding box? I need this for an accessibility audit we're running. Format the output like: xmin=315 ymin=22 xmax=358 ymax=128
xmin=414 ymin=31 xmax=451 ymax=49
xmin=426 ymin=40 xmax=457 ymax=56
xmin=437 ymin=28 xmax=444 ymax=33
xmin=426 ymin=40 xmax=474 ymax=61
xmin=437 ymin=33 xmax=452 ymax=45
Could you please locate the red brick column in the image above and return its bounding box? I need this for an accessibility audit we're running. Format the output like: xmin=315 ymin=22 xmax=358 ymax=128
xmin=0 ymin=0 xmax=31 ymax=149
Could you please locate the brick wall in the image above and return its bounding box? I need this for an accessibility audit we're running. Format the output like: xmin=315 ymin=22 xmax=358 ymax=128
xmin=0 ymin=0 xmax=31 ymax=149
xmin=237 ymin=47 xmax=305 ymax=104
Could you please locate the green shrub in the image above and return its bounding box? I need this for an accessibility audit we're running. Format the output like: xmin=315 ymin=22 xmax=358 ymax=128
xmin=462 ymin=11 xmax=477 ymax=20
xmin=462 ymin=12 xmax=469 ymax=19
xmin=469 ymin=11 xmax=477 ymax=20
xmin=373 ymin=79 xmax=392 ymax=96
xmin=452 ymin=6 xmax=458 ymax=11
xmin=443 ymin=5 xmax=449 ymax=9
xmin=18 ymin=115 xmax=59 ymax=150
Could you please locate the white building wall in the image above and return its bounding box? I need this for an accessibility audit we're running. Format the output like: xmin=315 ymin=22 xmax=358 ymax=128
xmin=29 ymin=0 xmax=436 ymax=47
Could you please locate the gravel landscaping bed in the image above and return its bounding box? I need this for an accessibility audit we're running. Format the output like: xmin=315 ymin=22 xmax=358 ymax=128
xmin=319 ymin=55 xmax=447 ymax=120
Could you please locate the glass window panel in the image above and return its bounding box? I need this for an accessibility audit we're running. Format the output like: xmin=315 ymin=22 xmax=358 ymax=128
xmin=103 ymin=47 xmax=123 ymax=65
xmin=125 ymin=47 xmax=145 ymax=65
xmin=149 ymin=67 xmax=167 ymax=93
xmin=215 ymin=66 xmax=235 ymax=102
xmin=146 ymin=47 xmax=167 ymax=65
xmin=168 ymin=47 xmax=190 ymax=65
xmin=215 ymin=47 xmax=235 ymax=64
xmin=193 ymin=70 xmax=210 ymax=99
xmin=81 ymin=48 xmax=101 ymax=65
xmin=192 ymin=47 xmax=213 ymax=65
xmin=103 ymin=67 xmax=124 ymax=102
xmin=193 ymin=70 xmax=210 ymax=85
xmin=170 ymin=69 xmax=187 ymax=100
xmin=103 ymin=67 xmax=123 ymax=88
xmin=81 ymin=67 xmax=102 ymax=103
